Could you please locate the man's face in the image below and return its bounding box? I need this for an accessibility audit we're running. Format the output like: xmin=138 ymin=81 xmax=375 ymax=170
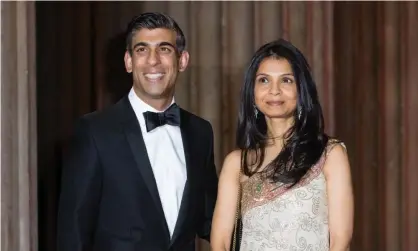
xmin=124 ymin=28 xmax=189 ymax=102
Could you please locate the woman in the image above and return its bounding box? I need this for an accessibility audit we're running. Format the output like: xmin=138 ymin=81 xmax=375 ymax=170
xmin=211 ymin=39 xmax=354 ymax=251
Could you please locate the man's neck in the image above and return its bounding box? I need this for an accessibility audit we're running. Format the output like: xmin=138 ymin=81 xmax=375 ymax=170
xmin=133 ymin=88 xmax=174 ymax=112
xmin=145 ymin=99 xmax=173 ymax=111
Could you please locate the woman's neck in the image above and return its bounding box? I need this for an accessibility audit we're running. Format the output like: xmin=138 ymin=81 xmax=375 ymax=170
xmin=265 ymin=117 xmax=294 ymax=146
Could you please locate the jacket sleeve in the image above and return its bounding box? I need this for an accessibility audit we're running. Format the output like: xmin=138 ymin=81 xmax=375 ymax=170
xmin=197 ymin=122 xmax=219 ymax=242
xmin=56 ymin=118 xmax=102 ymax=251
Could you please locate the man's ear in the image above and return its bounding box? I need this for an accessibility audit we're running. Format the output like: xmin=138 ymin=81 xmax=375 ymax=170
xmin=178 ymin=50 xmax=189 ymax=72
xmin=124 ymin=50 xmax=133 ymax=73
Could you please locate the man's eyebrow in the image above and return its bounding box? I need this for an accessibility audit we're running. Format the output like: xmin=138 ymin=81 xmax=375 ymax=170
xmin=132 ymin=42 xmax=148 ymax=50
xmin=159 ymin=42 xmax=176 ymax=48
xmin=132 ymin=41 xmax=176 ymax=50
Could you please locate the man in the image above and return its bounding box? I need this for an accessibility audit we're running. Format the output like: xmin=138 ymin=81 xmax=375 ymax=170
xmin=56 ymin=12 xmax=218 ymax=251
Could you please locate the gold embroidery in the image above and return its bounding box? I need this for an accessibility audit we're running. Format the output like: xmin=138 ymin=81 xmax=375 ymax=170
xmin=238 ymin=139 xmax=344 ymax=251
xmin=241 ymin=155 xmax=324 ymax=216
xmin=241 ymin=139 xmax=342 ymax=216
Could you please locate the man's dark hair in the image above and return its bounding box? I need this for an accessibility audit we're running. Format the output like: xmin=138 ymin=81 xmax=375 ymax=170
xmin=125 ymin=12 xmax=186 ymax=55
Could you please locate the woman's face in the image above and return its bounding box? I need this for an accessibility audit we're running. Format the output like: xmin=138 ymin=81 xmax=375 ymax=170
xmin=254 ymin=57 xmax=298 ymax=119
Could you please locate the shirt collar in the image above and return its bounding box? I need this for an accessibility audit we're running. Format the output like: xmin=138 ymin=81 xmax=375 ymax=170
xmin=128 ymin=87 xmax=175 ymax=126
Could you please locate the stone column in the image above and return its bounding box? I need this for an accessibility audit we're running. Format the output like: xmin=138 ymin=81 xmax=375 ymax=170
xmin=0 ymin=2 xmax=37 ymax=251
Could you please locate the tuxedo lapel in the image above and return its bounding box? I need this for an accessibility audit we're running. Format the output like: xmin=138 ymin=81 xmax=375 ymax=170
xmin=121 ymin=98 xmax=170 ymax=239
xmin=170 ymin=110 xmax=194 ymax=245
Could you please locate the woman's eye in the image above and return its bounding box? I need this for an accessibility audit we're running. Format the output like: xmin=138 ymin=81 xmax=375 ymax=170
xmin=258 ymin=77 xmax=268 ymax=84
xmin=282 ymin=77 xmax=293 ymax=84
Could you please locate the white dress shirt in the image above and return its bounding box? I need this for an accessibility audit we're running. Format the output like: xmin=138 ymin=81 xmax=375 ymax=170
xmin=128 ymin=88 xmax=187 ymax=238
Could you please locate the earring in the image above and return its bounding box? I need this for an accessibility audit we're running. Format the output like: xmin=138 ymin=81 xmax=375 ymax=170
xmin=298 ymin=109 xmax=302 ymax=120
xmin=253 ymin=104 xmax=258 ymax=118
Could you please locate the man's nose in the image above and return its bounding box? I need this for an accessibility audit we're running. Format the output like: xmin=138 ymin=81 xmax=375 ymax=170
xmin=147 ymin=50 xmax=160 ymax=66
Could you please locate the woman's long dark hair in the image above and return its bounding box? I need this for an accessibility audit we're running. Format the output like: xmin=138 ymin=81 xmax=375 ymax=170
xmin=236 ymin=38 xmax=329 ymax=187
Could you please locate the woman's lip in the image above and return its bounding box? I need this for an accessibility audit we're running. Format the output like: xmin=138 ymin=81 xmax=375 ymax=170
xmin=266 ymin=101 xmax=284 ymax=106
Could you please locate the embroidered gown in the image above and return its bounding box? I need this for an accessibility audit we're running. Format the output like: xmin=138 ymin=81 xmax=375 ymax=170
xmin=239 ymin=140 xmax=344 ymax=251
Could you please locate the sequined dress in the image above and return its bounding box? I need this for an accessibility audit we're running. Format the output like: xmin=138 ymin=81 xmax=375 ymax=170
xmin=239 ymin=140 xmax=343 ymax=251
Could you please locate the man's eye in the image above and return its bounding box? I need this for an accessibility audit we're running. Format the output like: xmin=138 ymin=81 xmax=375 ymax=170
xmin=160 ymin=47 xmax=171 ymax=52
xmin=136 ymin=47 xmax=146 ymax=52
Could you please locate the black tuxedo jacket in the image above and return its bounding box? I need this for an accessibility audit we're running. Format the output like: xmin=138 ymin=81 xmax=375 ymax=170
xmin=56 ymin=96 xmax=218 ymax=251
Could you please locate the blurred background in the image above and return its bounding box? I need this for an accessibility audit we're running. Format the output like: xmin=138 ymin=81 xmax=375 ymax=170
xmin=2 ymin=1 xmax=418 ymax=251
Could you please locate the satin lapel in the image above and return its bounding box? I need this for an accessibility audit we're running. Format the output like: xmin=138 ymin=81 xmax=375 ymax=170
xmin=170 ymin=110 xmax=194 ymax=245
xmin=122 ymin=99 xmax=170 ymax=239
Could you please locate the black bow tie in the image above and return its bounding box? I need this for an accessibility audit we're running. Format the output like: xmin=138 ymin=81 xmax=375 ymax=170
xmin=143 ymin=103 xmax=181 ymax=132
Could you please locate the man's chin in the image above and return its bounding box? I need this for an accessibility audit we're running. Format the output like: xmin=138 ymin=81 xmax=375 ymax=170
xmin=143 ymin=82 xmax=167 ymax=93
xmin=134 ymin=82 xmax=173 ymax=100
xmin=144 ymin=90 xmax=172 ymax=99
